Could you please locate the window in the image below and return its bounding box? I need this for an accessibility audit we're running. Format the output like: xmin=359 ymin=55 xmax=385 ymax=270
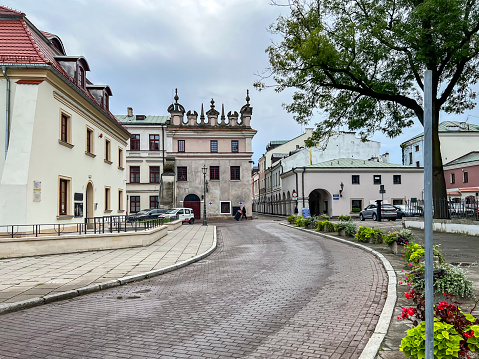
xmin=59 ymin=112 xmax=72 ymax=145
xmin=352 ymin=175 xmax=360 ymax=184
xmin=178 ymin=140 xmax=185 ymax=152
xmin=130 ymin=166 xmax=140 ymax=183
xmin=105 ymin=187 xmax=111 ymax=211
xmin=150 ymin=196 xmax=158 ymax=209
xmin=393 ymin=175 xmax=401 ymax=184
xmin=149 ymin=134 xmax=160 ymax=151
xmin=105 ymin=139 xmax=111 ymax=163
xmin=150 ymin=166 xmax=160 ymax=183
xmin=393 ymin=199 xmax=403 ymax=205
xmin=78 ymin=66 xmax=84 ymax=88
xmin=118 ymin=148 xmax=124 ymax=169
xmin=210 ymin=140 xmax=218 ymax=152
xmin=464 ymin=171 xmax=469 ymax=183
xmin=130 ymin=134 xmax=140 ymax=151
xmin=415 ymin=145 xmax=420 ymax=152
xmin=86 ymin=127 xmax=94 ymax=155
xmin=231 ymin=166 xmax=240 ymax=180
xmin=351 ymin=199 xmax=363 ymax=213
xmin=177 ymin=167 xmax=187 ymax=181
xmin=231 ymin=140 xmax=239 ymax=153
xmin=451 ymin=173 xmax=455 ymax=184
xmin=130 ymin=196 xmax=140 ymax=213
xmin=118 ymin=189 xmax=123 ymax=211
xmin=220 ymin=201 xmax=231 ymax=214
xmin=59 ymin=177 xmax=70 ymax=216
xmin=210 ymin=166 xmax=220 ymax=180
xmin=373 ymin=175 xmax=381 ymax=185
xmin=409 ymin=152 xmax=413 ymax=165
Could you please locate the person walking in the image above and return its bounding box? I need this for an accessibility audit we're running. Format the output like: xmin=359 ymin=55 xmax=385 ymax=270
xmin=294 ymin=205 xmax=298 ymax=215
xmin=242 ymin=206 xmax=247 ymax=220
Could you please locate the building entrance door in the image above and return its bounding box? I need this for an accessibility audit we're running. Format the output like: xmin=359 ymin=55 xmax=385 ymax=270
xmin=85 ymin=182 xmax=94 ymax=228
xmin=184 ymin=194 xmax=201 ymax=219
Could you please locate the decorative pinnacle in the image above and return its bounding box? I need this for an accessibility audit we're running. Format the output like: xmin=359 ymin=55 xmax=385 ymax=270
xmin=174 ymin=88 xmax=179 ymax=103
xmin=200 ymin=103 xmax=205 ymax=120
xmin=246 ymin=89 xmax=250 ymax=104
xmin=221 ymin=104 xmax=225 ymax=120
xmin=210 ymin=98 xmax=215 ymax=109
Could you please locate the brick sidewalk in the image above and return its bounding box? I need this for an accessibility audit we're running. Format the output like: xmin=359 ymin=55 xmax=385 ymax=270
xmin=0 ymin=224 xmax=215 ymax=310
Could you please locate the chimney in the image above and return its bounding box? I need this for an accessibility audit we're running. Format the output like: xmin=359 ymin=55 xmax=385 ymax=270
xmin=127 ymin=107 xmax=133 ymax=117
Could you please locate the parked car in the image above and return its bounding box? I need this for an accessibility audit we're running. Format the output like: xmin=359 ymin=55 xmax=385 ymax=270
xmin=393 ymin=204 xmax=424 ymax=219
xmin=159 ymin=208 xmax=195 ymax=224
xmin=127 ymin=208 xmax=168 ymax=222
xmin=359 ymin=204 xmax=397 ymax=221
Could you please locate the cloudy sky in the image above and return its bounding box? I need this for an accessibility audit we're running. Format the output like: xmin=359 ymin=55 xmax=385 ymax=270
xmin=5 ymin=0 xmax=476 ymax=164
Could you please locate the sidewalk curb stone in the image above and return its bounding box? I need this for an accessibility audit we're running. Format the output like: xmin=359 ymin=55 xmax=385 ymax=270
xmin=281 ymin=223 xmax=396 ymax=359
xmin=0 ymin=226 xmax=217 ymax=315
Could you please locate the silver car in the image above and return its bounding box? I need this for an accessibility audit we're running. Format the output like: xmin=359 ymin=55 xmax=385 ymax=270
xmin=359 ymin=204 xmax=397 ymax=221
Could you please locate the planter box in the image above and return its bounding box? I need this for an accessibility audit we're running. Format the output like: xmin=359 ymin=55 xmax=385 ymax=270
xmin=390 ymin=241 xmax=405 ymax=255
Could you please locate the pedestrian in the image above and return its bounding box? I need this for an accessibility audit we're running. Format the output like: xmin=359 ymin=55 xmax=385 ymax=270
xmin=294 ymin=205 xmax=298 ymax=215
xmin=242 ymin=206 xmax=247 ymax=220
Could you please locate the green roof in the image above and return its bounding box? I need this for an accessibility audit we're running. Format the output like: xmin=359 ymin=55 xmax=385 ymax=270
xmin=404 ymin=121 xmax=479 ymax=143
xmin=115 ymin=115 xmax=169 ymax=125
xmin=445 ymin=151 xmax=479 ymax=166
xmin=306 ymin=158 xmax=419 ymax=169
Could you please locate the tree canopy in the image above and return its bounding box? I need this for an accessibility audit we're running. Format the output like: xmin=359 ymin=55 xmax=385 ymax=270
xmin=258 ymin=0 xmax=479 ymax=212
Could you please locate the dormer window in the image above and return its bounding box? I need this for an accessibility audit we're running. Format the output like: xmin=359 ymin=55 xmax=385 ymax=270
xmin=78 ymin=66 xmax=85 ymax=88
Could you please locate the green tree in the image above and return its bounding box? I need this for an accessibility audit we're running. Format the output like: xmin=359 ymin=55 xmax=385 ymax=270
xmin=257 ymin=0 xmax=479 ymax=217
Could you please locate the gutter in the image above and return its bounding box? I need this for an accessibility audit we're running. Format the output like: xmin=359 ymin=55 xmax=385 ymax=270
xmin=292 ymin=167 xmax=298 ymax=205
xmin=2 ymin=66 xmax=10 ymax=159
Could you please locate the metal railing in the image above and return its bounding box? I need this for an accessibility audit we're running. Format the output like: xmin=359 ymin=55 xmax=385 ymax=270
xmin=0 ymin=215 xmax=170 ymax=239
xmin=402 ymin=198 xmax=478 ymax=220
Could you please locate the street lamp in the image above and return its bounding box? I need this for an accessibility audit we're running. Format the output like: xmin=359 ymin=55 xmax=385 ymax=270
xmin=202 ymin=165 xmax=207 ymax=226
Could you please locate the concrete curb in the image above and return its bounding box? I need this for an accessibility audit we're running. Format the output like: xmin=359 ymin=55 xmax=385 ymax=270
xmin=0 ymin=226 xmax=217 ymax=315
xmin=280 ymin=223 xmax=396 ymax=359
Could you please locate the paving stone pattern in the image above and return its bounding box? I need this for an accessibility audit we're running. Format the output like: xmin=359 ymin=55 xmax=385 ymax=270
xmin=0 ymin=220 xmax=387 ymax=358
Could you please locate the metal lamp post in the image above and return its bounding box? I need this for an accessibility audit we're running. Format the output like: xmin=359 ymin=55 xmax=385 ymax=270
xmin=202 ymin=165 xmax=207 ymax=226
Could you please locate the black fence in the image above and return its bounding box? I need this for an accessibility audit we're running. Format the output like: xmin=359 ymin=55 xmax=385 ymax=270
xmin=0 ymin=215 xmax=171 ymax=239
xmin=401 ymin=198 xmax=479 ymax=220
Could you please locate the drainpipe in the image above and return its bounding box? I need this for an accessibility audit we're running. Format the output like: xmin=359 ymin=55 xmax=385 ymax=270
xmin=292 ymin=167 xmax=298 ymax=212
xmin=302 ymin=167 xmax=306 ymax=208
xmin=2 ymin=66 xmax=11 ymax=159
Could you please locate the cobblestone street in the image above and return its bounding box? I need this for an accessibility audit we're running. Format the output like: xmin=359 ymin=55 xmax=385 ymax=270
xmin=0 ymin=220 xmax=387 ymax=358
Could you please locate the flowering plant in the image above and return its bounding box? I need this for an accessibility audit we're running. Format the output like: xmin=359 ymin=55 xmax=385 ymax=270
xmin=398 ymin=290 xmax=479 ymax=358
xmin=385 ymin=229 xmax=416 ymax=245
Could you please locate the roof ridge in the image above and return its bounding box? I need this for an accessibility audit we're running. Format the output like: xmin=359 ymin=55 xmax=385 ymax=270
xmin=0 ymin=5 xmax=25 ymax=16
xmin=20 ymin=19 xmax=50 ymax=64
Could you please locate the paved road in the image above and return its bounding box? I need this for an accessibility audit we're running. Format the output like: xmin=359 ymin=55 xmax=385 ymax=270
xmin=0 ymin=220 xmax=387 ymax=359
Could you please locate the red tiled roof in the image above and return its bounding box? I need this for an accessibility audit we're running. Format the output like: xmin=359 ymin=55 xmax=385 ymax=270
xmin=0 ymin=6 xmax=24 ymax=16
xmin=0 ymin=7 xmax=129 ymax=137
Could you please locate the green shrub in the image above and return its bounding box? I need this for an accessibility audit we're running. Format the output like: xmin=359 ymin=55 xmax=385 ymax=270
xmin=319 ymin=213 xmax=330 ymax=220
xmin=324 ymin=220 xmax=335 ymax=232
xmin=404 ymin=243 xmax=445 ymax=265
xmin=338 ymin=215 xmax=352 ymax=222
xmin=355 ymin=226 xmax=383 ymax=243
xmin=295 ymin=216 xmax=304 ymax=227
xmin=301 ymin=217 xmax=312 ymax=227
xmin=351 ymin=208 xmax=361 ymax=212
xmin=287 ymin=215 xmax=295 ymax=223
xmin=400 ymin=320 xmax=462 ymax=359
xmin=163 ymin=218 xmax=170 ymax=223
xmin=316 ymin=220 xmax=326 ymax=231
xmin=385 ymin=229 xmax=416 ymax=245
xmin=408 ymin=264 xmax=475 ymax=299
xmin=344 ymin=222 xmax=357 ymax=237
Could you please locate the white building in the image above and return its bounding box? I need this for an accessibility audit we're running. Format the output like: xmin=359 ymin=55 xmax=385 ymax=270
xmin=281 ymin=159 xmax=424 ymax=217
xmin=0 ymin=6 xmax=130 ymax=225
xmin=116 ymin=108 xmax=169 ymax=213
xmin=401 ymin=121 xmax=479 ymax=167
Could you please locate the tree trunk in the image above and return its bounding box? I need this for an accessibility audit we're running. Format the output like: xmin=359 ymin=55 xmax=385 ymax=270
xmin=432 ymin=110 xmax=449 ymax=219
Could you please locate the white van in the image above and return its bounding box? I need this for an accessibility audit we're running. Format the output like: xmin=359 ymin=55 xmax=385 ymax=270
xmin=159 ymin=208 xmax=195 ymax=224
